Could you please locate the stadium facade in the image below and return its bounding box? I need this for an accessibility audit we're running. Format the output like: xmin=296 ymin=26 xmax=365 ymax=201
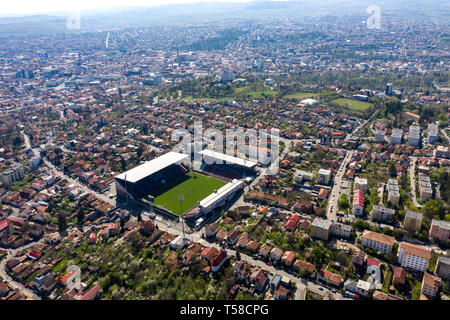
xmin=115 ymin=150 xmax=257 ymax=221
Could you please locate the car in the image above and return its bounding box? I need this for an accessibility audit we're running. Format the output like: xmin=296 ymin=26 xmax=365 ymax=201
xmin=267 ymin=262 xmax=272 ymax=266
xmin=318 ymin=287 xmax=324 ymax=291
xmin=108 ymin=193 xmax=115 ymax=199
xmin=167 ymin=223 xmax=171 ymax=228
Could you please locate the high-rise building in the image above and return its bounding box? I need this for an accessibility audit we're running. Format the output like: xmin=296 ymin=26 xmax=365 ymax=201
xmin=385 ymin=83 xmax=393 ymax=95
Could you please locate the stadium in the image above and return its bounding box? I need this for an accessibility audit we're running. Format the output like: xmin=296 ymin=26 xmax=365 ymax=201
xmin=115 ymin=150 xmax=257 ymax=222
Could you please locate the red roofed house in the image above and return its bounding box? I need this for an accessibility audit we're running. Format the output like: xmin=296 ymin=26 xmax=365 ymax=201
xmin=250 ymin=268 xmax=269 ymax=293
xmin=139 ymin=220 xmax=154 ymax=236
xmin=284 ymin=214 xmax=300 ymax=231
xmin=281 ymin=251 xmax=295 ymax=267
xmin=317 ymin=269 xmax=344 ymax=287
xmin=0 ymin=220 xmax=12 ymax=237
xmin=71 ymin=284 xmax=102 ymax=300
xmin=201 ymin=246 xmax=228 ymax=272
xmin=88 ymin=232 xmax=97 ymax=244
xmin=393 ymin=267 xmax=407 ymax=286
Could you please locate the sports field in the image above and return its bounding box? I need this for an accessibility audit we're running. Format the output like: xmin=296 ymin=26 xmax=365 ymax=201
xmin=331 ymin=98 xmax=372 ymax=111
xmin=151 ymin=172 xmax=227 ymax=214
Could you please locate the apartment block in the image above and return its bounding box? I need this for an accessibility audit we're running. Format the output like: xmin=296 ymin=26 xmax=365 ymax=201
xmin=353 ymin=189 xmax=365 ymax=216
xmin=397 ymin=242 xmax=430 ymax=273
xmin=330 ymin=222 xmax=353 ymax=239
xmin=427 ymin=123 xmax=439 ymax=144
xmin=361 ymin=230 xmax=395 ymax=254
xmin=429 ymin=219 xmax=450 ymax=242
xmin=403 ymin=210 xmax=423 ymax=233
xmin=418 ymin=175 xmax=432 ymax=201
xmin=387 ymin=178 xmax=400 ymax=206
xmin=372 ymin=204 xmax=395 ymax=222
xmin=408 ymin=125 xmax=421 ymax=147
xmin=310 ymin=217 xmax=332 ymax=241
xmin=374 ymin=129 xmax=385 ymax=143
xmin=1 ymin=163 xmax=25 ymax=186
xmin=435 ymin=256 xmax=450 ymax=280
xmin=390 ymin=129 xmax=403 ymax=145
xmin=421 ymin=272 xmax=441 ymax=300
xmin=354 ymin=177 xmax=368 ymax=192
xmin=318 ymin=168 xmax=331 ymax=185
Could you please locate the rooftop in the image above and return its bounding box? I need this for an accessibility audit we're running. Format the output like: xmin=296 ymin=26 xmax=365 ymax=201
xmin=115 ymin=152 xmax=188 ymax=183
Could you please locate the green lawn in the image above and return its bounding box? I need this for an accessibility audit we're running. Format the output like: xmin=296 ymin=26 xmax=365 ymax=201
xmin=283 ymin=92 xmax=319 ymax=100
xmin=331 ymin=98 xmax=372 ymax=111
xmin=151 ymin=172 xmax=227 ymax=214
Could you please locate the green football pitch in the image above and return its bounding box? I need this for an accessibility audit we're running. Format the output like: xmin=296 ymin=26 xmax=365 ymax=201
xmin=151 ymin=172 xmax=227 ymax=214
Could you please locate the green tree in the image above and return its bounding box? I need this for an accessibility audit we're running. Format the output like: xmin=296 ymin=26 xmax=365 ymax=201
xmin=57 ymin=213 xmax=67 ymax=231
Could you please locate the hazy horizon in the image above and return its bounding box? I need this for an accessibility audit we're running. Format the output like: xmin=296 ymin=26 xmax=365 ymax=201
xmin=0 ymin=0 xmax=257 ymax=17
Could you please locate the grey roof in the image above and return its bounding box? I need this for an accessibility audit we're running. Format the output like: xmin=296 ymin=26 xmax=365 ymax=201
xmin=115 ymin=152 xmax=188 ymax=183
xmin=405 ymin=210 xmax=423 ymax=220
xmin=409 ymin=125 xmax=421 ymax=139
xmin=391 ymin=129 xmax=403 ymax=138
xmin=312 ymin=217 xmax=332 ymax=229
xmin=198 ymin=149 xmax=257 ymax=168
xmin=432 ymin=219 xmax=450 ymax=230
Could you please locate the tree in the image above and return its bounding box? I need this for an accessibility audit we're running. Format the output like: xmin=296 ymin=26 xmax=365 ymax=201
xmin=77 ymin=211 xmax=84 ymax=226
xmin=235 ymin=249 xmax=241 ymax=261
xmin=338 ymin=193 xmax=349 ymax=210
xmin=57 ymin=214 xmax=67 ymax=231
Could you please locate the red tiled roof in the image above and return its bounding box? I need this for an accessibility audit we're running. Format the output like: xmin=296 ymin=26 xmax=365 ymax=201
xmin=353 ymin=189 xmax=364 ymax=207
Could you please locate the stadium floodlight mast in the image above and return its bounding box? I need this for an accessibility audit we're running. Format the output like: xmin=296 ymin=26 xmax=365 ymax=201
xmin=178 ymin=194 xmax=185 ymax=238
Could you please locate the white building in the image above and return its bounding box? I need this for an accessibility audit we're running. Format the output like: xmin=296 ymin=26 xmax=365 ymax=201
xmin=372 ymin=205 xmax=395 ymax=222
xmin=318 ymin=168 xmax=331 ymax=185
xmin=375 ymin=129 xmax=385 ymax=143
xmin=356 ymin=280 xmax=371 ymax=297
xmin=387 ymin=179 xmax=400 ymax=206
xmin=361 ymin=230 xmax=394 ymax=254
xmin=1 ymin=163 xmax=25 ymax=186
xmin=427 ymin=123 xmax=439 ymax=144
xmin=331 ymin=222 xmax=353 ymax=239
xmin=408 ymin=125 xmax=421 ymax=147
xmin=354 ymin=177 xmax=368 ymax=192
xmin=390 ymin=129 xmax=403 ymax=145
xmin=294 ymin=170 xmax=313 ymax=185
xmin=418 ymin=175 xmax=432 ymax=201
xmin=28 ymin=156 xmax=41 ymax=170
xmin=397 ymin=242 xmax=430 ymax=273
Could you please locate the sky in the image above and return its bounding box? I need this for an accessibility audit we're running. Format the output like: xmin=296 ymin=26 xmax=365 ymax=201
xmin=0 ymin=0 xmax=260 ymax=17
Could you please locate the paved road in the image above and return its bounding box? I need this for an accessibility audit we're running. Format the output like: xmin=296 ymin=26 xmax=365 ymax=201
xmin=409 ymin=156 xmax=422 ymax=208
xmin=326 ymin=150 xmax=354 ymax=221
xmin=0 ymin=239 xmax=44 ymax=300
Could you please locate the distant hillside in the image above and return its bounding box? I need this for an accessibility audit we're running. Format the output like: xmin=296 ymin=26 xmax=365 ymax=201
xmin=0 ymin=0 xmax=448 ymax=36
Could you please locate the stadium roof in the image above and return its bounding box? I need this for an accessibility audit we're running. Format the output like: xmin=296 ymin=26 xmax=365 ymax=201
xmin=115 ymin=152 xmax=189 ymax=183
xmin=199 ymin=179 xmax=245 ymax=210
xmin=198 ymin=149 xmax=257 ymax=169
